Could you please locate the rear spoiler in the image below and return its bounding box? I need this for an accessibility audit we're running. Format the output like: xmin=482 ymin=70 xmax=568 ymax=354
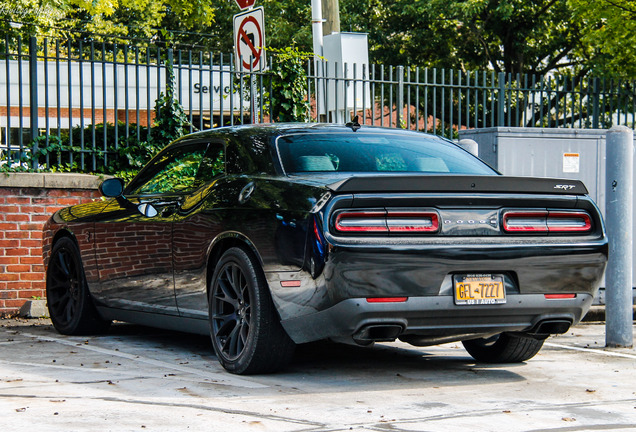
xmin=327 ymin=175 xmax=589 ymax=195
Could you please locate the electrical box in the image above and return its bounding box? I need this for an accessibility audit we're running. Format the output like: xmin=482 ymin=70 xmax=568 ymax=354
xmin=459 ymin=127 xmax=636 ymax=301
xmin=323 ymin=33 xmax=371 ymax=118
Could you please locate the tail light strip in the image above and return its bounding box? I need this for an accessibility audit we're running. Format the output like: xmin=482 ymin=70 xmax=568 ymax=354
xmin=335 ymin=209 xmax=592 ymax=234
xmin=334 ymin=211 xmax=388 ymax=232
xmin=334 ymin=210 xmax=440 ymax=234
xmin=503 ymin=210 xmax=592 ymax=233
xmin=387 ymin=211 xmax=440 ymax=233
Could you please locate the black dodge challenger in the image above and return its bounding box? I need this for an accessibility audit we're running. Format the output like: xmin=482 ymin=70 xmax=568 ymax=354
xmin=43 ymin=123 xmax=608 ymax=374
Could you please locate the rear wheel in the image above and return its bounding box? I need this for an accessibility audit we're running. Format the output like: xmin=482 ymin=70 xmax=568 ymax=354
xmin=462 ymin=332 xmax=545 ymax=363
xmin=209 ymin=247 xmax=295 ymax=374
xmin=46 ymin=237 xmax=111 ymax=335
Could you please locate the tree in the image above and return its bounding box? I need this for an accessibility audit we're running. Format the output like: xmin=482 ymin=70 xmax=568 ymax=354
xmin=339 ymin=0 xmax=586 ymax=76
xmin=568 ymin=0 xmax=636 ymax=78
xmin=0 ymin=0 xmax=216 ymax=47
xmin=0 ymin=0 xmax=67 ymax=40
xmin=3 ymin=0 xmax=634 ymax=77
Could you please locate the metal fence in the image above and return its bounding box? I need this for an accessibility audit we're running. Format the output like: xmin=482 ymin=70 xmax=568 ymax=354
xmin=0 ymin=35 xmax=272 ymax=171
xmin=2 ymin=34 xmax=636 ymax=172
xmin=307 ymin=63 xmax=636 ymax=133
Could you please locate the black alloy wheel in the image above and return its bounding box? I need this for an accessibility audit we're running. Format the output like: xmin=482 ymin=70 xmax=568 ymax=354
xmin=46 ymin=237 xmax=110 ymax=335
xmin=212 ymin=260 xmax=252 ymax=361
xmin=462 ymin=332 xmax=545 ymax=363
xmin=209 ymin=247 xmax=295 ymax=374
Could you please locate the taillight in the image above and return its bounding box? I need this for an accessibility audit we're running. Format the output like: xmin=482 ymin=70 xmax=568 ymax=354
xmin=546 ymin=212 xmax=592 ymax=232
xmin=334 ymin=211 xmax=388 ymax=232
xmin=502 ymin=211 xmax=548 ymax=232
xmin=544 ymin=294 xmax=577 ymax=299
xmin=367 ymin=297 xmax=408 ymax=303
xmin=334 ymin=210 xmax=440 ymax=234
xmin=503 ymin=210 xmax=592 ymax=233
xmin=386 ymin=211 xmax=439 ymax=233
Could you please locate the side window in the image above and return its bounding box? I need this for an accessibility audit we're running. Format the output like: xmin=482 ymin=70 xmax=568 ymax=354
xmin=127 ymin=143 xmax=209 ymax=196
xmin=196 ymin=142 xmax=225 ymax=184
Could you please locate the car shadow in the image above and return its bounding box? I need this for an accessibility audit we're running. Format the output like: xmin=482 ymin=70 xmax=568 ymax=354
xmin=105 ymin=322 xmax=527 ymax=389
xmin=12 ymin=320 xmax=528 ymax=391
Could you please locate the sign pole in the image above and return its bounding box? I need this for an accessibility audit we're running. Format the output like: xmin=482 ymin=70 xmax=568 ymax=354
xmin=311 ymin=0 xmax=326 ymax=118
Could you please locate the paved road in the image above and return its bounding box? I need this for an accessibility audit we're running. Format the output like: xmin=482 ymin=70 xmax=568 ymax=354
xmin=1 ymin=319 xmax=635 ymax=432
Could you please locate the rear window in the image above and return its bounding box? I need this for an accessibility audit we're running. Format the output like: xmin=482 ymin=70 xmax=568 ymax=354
xmin=276 ymin=132 xmax=496 ymax=175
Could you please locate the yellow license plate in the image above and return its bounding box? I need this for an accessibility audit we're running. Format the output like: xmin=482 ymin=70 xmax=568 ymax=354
xmin=454 ymin=274 xmax=506 ymax=305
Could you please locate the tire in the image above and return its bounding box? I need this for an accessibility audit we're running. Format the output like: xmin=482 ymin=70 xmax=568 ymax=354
xmin=46 ymin=237 xmax=111 ymax=335
xmin=462 ymin=332 xmax=545 ymax=363
xmin=209 ymin=247 xmax=295 ymax=375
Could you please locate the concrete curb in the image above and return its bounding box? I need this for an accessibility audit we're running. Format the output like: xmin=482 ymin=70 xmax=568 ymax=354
xmin=18 ymin=300 xmax=49 ymax=319
xmin=583 ymin=305 xmax=636 ymax=322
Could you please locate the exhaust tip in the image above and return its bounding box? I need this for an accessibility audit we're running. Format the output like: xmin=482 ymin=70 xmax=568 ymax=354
xmin=531 ymin=319 xmax=572 ymax=335
xmin=353 ymin=324 xmax=404 ymax=342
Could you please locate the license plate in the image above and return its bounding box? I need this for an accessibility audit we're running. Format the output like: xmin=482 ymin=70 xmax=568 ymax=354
xmin=454 ymin=274 xmax=506 ymax=305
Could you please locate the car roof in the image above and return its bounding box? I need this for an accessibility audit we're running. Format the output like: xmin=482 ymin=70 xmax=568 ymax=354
xmin=173 ymin=123 xmax=453 ymax=145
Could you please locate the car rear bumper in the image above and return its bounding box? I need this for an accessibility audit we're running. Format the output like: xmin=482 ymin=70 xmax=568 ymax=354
xmin=280 ymin=293 xmax=594 ymax=344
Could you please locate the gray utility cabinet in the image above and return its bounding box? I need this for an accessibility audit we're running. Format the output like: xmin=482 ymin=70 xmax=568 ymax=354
xmin=458 ymin=127 xmax=636 ymax=301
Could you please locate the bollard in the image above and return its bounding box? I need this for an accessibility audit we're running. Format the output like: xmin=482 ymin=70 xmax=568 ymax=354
xmin=605 ymin=126 xmax=634 ymax=348
xmin=458 ymin=139 xmax=479 ymax=158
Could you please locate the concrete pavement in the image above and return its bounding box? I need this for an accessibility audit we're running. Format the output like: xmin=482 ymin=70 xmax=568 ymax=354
xmin=0 ymin=319 xmax=635 ymax=431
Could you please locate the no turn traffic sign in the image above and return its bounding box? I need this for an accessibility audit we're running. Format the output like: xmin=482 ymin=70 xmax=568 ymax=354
xmin=234 ymin=0 xmax=256 ymax=10
xmin=233 ymin=7 xmax=267 ymax=73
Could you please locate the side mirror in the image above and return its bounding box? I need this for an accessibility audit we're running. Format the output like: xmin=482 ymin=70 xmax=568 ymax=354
xmin=99 ymin=178 xmax=125 ymax=197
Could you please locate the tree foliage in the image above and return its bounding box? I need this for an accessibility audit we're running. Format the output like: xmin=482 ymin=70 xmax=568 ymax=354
xmin=568 ymin=0 xmax=636 ymax=78
xmin=269 ymin=47 xmax=311 ymax=122
xmin=337 ymin=0 xmax=585 ymax=76
xmin=2 ymin=0 xmax=634 ymax=77
xmin=151 ymin=60 xmax=188 ymax=145
xmin=0 ymin=0 xmax=215 ymax=47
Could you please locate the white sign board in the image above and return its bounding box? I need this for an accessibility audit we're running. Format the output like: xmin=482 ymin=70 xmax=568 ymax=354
xmin=0 ymin=60 xmax=241 ymax=128
xmin=233 ymin=7 xmax=266 ymax=73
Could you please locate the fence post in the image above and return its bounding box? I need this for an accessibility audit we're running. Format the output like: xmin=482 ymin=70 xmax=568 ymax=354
xmin=605 ymin=125 xmax=634 ymax=348
xmin=497 ymin=72 xmax=505 ymax=127
xmin=397 ymin=65 xmax=404 ymax=128
xmin=167 ymin=48 xmax=174 ymax=94
xmin=29 ymin=36 xmax=39 ymax=169
xmin=592 ymin=77 xmax=600 ymax=129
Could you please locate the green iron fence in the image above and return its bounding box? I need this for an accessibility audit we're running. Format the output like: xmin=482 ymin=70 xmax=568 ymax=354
xmin=1 ymin=34 xmax=635 ymax=171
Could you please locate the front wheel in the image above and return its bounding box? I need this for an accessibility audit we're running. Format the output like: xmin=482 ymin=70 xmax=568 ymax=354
xmin=462 ymin=333 xmax=545 ymax=363
xmin=209 ymin=247 xmax=295 ymax=374
xmin=46 ymin=237 xmax=111 ymax=335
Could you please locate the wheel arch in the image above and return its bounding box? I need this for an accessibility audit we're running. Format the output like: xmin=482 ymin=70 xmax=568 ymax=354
xmin=45 ymin=228 xmax=80 ymax=269
xmin=205 ymin=231 xmax=265 ymax=297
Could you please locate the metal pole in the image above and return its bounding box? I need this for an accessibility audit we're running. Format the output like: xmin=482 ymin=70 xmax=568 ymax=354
xmin=497 ymin=72 xmax=505 ymax=127
xmin=29 ymin=36 xmax=38 ymax=169
xmin=311 ymin=0 xmax=324 ymax=57
xmin=311 ymin=0 xmax=326 ymax=119
xmin=397 ymin=65 xmax=404 ymax=128
xmin=593 ymin=78 xmax=600 ymax=129
xmin=605 ymin=125 xmax=634 ymax=348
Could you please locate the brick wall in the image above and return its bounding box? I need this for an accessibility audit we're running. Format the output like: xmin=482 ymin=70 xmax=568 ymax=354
xmin=0 ymin=173 xmax=103 ymax=316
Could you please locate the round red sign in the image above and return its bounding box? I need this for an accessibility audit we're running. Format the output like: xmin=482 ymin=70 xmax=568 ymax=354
xmin=235 ymin=0 xmax=256 ymax=10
